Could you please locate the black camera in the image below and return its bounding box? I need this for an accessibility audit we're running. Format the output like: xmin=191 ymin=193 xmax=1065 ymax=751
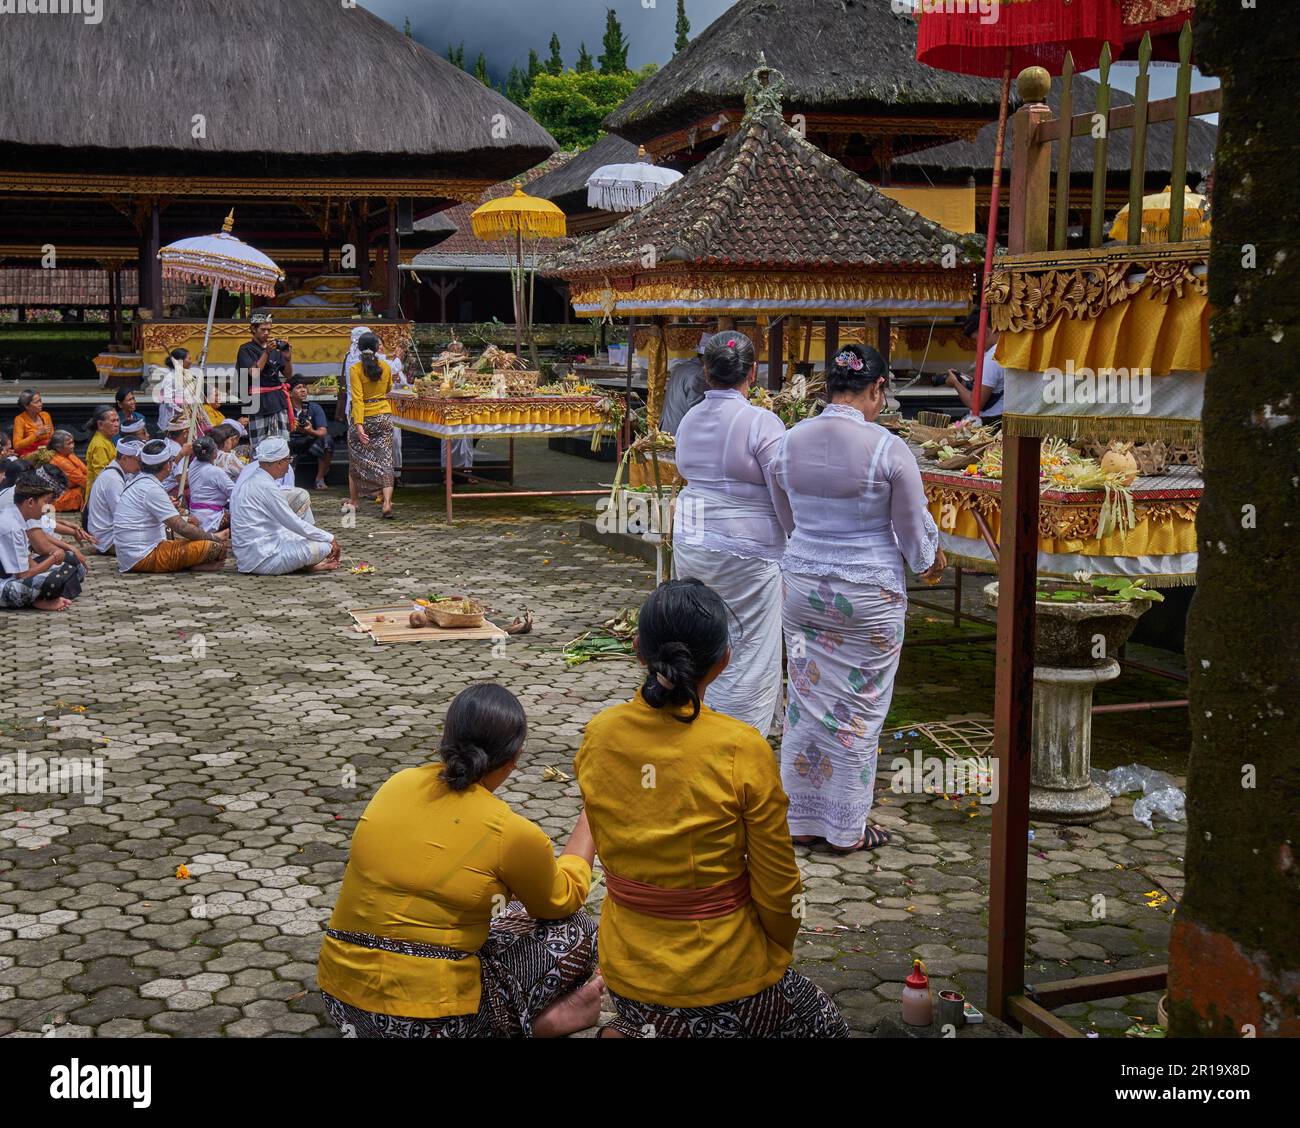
xmin=274 ymin=338 xmax=291 ymax=351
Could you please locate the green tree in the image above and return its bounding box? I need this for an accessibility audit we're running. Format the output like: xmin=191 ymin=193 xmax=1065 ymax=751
xmin=473 ymin=52 xmax=490 ymax=86
xmin=404 ymin=15 xmax=412 ymax=38
xmin=526 ymin=69 xmax=641 ymax=148
xmin=504 ymin=64 xmax=529 ymax=106
xmin=526 ymin=48 xmax=543 ymax=94
xmin=546 ymin=33 xmax=564 ymax=76
xmin=446 ymin=43 xmax=465 ymax=69
xmin=576 ymin=42 xmax=594 ymax=73
xmin=674 ymin=0 xmax=690 ymax=53
xmin=598 ymin=8 xmax=629 ymax=74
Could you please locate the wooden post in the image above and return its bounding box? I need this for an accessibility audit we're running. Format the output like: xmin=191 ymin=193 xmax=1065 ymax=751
xmin=824 ymin=316 xmax=840 ymax=371
xmin=986 ymin=84 xmax=1049 ymax=1028
xmin=1010 ymin=102 xmax=1055 ymax=255
xmin=767 ymin=317 xmax=784 ymax=391
xmin=876 ymin=317 xmax=891 ymax=369
xmin=1053 ymin=53 xmax=1075 ymax=251
xmin=148 ymin=201 xmax=163 ymax=318
xmin=386 ymin=200 xmax=400 ymax=319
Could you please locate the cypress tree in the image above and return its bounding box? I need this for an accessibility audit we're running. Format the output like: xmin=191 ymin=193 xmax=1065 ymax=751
xmin=674 ymin=0 xmax=690 ymax=53
xmin=546 ymin=33 xmax=564 ymax=76
xmin=576 ymin=43 xmax=594 ymax=73
xmin=598 ymin=9 xmax=629 ymax=74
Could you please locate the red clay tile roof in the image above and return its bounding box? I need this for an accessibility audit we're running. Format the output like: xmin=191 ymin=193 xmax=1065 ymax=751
xmin=546 ymin=105 xmax=980 ymax=281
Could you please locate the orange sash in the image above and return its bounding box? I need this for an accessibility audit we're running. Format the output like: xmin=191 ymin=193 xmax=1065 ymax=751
xmin=602 ymin=867 xmax=751 ymax=921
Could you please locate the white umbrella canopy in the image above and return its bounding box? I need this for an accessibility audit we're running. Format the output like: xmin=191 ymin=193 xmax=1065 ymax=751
xmin=586 ymin=147 xmax=683 ymax=212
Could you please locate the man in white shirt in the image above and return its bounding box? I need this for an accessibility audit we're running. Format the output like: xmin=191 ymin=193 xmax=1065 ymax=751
xmin=114 ymin=439 xmax=228 ymax=574
xmin=85 ymin=438 xmax=143 ymax=555
xmin=231 ymin=437 xmax=339 ymax=575
xmin=945 ymin=317 xmax=1004 ymax=421
xmin=0 ymin=471 xmax=84 ymax=611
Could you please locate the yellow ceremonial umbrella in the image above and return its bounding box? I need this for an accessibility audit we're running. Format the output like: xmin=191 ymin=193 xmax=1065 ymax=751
xmin=1109 ymin=184 xmax=1211 ymax=244
xmin=471 ymin=185 xmax=567 ymax=362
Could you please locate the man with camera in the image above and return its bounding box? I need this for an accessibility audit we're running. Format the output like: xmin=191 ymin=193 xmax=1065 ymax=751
xmin=932 ymin=312 xmax=1004 ymax=422
xmin=237 ymin=311 xmax=296 ymax=447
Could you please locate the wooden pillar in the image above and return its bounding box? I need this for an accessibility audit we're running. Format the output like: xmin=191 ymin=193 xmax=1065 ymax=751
xmin=767 ymin=317 xmax=784 ymax=391
xmin=323 ymin=238 xmax=332 ymax=275
xmin=148 ymin=200 xmax=163 ymax=318
xmin=985 ymin=96 xmax=1051 ymax=1026
xmin=386 ymin=199 xmax=400 ymax=319
xmin=824 ymin=316 xmax=840 ymax=371
xmin=877 ymin=316 xmax=891 ymax=369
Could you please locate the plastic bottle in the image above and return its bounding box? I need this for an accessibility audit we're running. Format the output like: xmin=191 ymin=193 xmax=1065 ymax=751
xmin=901 ymin=959 xmax=933 ymax=1026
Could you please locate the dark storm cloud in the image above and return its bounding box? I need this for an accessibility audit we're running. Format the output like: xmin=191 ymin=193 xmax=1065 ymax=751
xmin=361 ymin=0 xmax=735 ymax=79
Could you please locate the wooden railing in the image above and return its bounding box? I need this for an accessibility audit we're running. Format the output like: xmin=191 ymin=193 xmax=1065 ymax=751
xmin=1009 ymin=23 xmax=1220 ymax=257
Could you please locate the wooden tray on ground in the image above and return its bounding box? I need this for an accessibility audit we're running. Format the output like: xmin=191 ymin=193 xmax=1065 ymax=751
xmin=348 ymin=605 xmax=507 ymax=645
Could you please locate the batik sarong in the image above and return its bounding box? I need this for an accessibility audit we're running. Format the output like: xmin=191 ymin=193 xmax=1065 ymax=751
xmin=348 ymin=414 xmax=395 ymax=495
xmin=248 ymin=409 xmax=290 ymax=447
xmin=606 ymin=967 xmax=848 ymax=1039
xmin=320 ymin=903 xmax=598 ymax=1039
xmin=672 ymin=540 xmax=784 ymax=735
xmin=780 ymin=570 xmax=906 ymax=848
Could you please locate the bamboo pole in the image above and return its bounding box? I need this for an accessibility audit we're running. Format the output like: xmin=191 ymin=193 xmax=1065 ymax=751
xmin=1089 ymin=44 xmax=1113 ymax=248
xmin=1127 ymin=35 xmax=1153 ymax=247
xmin=1053 ymin=53 xmax=1074 ymax=251
xmin=1168 ymin=22 xmax=1194 ymax=242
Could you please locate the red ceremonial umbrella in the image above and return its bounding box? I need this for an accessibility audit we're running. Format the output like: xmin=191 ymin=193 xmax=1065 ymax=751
xmin=916 ymin=0 xmax=1125 ymax=416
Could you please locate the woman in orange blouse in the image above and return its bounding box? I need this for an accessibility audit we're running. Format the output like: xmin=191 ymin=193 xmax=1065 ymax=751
xmin=12 ymin=389 xmax=53 ymax=458
xmin=576 ymin=579 xmax=849 ymax=1038
xmin=48 ymin=431 xmax=88 ymax=512
xmin=318 ymin=683 xmax=603 ymax=1038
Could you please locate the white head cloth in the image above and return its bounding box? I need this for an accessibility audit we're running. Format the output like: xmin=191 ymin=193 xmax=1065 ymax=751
xmin=255 ymin=436 xmax=290 ymax=462
xmin=140 ymin=442 xmax=173 ymax=467
xmin=120 ymin=417 xmax=147 ymax=434
xmin=115 ymin=439 xmax=144 ymax=457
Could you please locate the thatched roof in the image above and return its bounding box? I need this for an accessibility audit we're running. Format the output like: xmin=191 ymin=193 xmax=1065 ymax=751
xmin=0 ymin=0 xmax=556 ymax=181
xmin=528 ymin=135 xmax=641 ymax=208
xmin=897 ymin=74 xmax=1218 ymax=181
xmin=411 ymin=156 xmax=575 ymax=265
xmin=604 ymin=0 xmax=1002 ymax=144
xmin=547 ymin=95 xmax=978 ymax=282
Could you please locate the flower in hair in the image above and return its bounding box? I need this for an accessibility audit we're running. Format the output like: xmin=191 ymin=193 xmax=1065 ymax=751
xmin=727 ymin=339 xmax=737 ymax=349
xmin=835 ymin=351 xmax=864 ymax=372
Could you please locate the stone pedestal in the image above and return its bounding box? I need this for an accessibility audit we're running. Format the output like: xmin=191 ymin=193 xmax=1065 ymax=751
xmin=1030 ymin=660 xmax=1119 ymax=822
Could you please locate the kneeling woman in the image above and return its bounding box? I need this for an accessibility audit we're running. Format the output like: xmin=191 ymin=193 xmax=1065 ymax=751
xmin=575 ymin=580 xmax=848 ymax=1038
xmin=318 ymin=684 xmax=602 ymax=1038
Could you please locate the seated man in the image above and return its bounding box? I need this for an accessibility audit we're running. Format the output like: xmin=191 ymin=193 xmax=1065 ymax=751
xmin=0 ymin=471 xmax=85 ymax=611
xmin=161 ymin=422 xmax=194 ymax=498
xmin=231 ymin=436 xmax=340 ymax=575
xmin=85 ymin=438 xmax=143 ymax=555
xmin=235 ymin=443 xmax=311 ymax=520
xmin=114 ymin=439 xmax=229 ymax=574
xmin=289 ymin=375 xmax=333 ymax=491
xmin=0 ymin=463 xmax=95 ymax=594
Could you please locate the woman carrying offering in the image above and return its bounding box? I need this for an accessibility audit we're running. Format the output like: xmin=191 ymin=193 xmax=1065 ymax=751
xmin=84 ymin=406 xmax=120 ymax=494
xmin=345 ymin=332 xmax=395 ymax=519
xmin=671 ymin=331 xmax=792 ymax=735
xmin=318 ymin=684 xmax=603 ymax=1038
xmin=575 ymin=579 xmax=848 ymax=1038
xmin=771 ymin=345 xmax=945 ymax=854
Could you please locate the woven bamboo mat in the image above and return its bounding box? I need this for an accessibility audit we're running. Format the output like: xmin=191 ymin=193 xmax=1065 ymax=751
xmin=348 ymin=605 xmax=507 ymax=645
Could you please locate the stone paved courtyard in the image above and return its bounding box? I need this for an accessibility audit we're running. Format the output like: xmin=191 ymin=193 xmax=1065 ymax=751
xmin=0 ymin=449 xmax=1188 ymax=1038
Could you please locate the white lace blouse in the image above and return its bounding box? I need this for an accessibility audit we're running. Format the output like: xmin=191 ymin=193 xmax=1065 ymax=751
xmin=673 ymin=388 xmax=794 ymax=561
xmin=772 ymin=403 xmax=938 ymax=593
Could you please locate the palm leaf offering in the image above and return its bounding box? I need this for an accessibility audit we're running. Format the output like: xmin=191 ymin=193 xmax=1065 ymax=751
xmin=561 ymin=608 xmax=639 ymax=667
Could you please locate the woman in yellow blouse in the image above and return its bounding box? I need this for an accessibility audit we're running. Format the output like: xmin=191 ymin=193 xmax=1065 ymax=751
xmin=83 ymin=406 xmax=120 ymax=494
xmin=318 ymin=683 xmax=603 ymax=1038
xmin=575 ymin=579 xmax=849 ymax=1038
xmin=346 ymin=332 xmax=395 ymax=519
xmin=13 ymin=389 xmax=53 ymax=458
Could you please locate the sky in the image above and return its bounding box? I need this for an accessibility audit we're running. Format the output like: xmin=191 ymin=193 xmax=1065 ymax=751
xmin=359 ymin=0 xmax=1217 ymax=108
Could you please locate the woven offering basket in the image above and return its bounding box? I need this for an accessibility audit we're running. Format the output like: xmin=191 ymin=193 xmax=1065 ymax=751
xmin=629 ymin=456 xmax=685 ymax=489
xmin=428 ymin=601 xmax=488 ymax=629
xmin=460 ymin=370 xmax=540 ymax=396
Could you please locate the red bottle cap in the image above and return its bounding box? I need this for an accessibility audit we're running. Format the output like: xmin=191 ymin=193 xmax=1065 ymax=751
xmin=905 ymin=959 xmax=928 ymax=989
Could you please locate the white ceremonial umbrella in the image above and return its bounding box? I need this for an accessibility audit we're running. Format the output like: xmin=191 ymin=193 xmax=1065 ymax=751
xmin=586 ymin=147 xmax=683 ymax=212
xmin=157 ymin=210 xmax=284 ymax=503
xmin=158 ymin=210 xmax=284 ymax=366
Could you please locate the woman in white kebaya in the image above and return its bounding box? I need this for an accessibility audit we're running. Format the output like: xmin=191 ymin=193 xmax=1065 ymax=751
xmin=671 ymin=331 xmax=793 ymax=735
xmin=771 ymin=345 xmax=946 ymax=853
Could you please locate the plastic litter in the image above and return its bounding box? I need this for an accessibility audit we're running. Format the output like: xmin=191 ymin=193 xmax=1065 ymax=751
xmin=1091 ymin=763 xmax=1186 ymax=827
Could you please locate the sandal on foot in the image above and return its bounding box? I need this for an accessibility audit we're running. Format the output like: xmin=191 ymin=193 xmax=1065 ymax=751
xmin=827 ymin=824 xmax=891 ymax=854
xmin=381 ymin=508 xmax=394 ymax=519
